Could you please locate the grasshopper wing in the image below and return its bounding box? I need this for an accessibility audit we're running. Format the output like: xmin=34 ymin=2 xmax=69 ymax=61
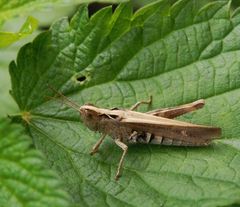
xmin=120 ymin=111 xmax=221 ymax=143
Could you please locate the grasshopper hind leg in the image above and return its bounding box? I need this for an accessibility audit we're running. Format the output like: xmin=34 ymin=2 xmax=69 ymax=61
xmin=115 ymin=139 xmax=128 ymax=180
xmin=147 ymin=99 xmax=205 ymax=118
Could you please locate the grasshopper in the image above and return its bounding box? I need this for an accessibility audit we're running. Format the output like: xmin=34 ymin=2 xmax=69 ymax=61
xmin=50 ymin=88 xmax=221 ymax=180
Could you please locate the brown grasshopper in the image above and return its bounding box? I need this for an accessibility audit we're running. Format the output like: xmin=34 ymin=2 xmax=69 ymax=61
xmin=50 ymin=88 xmax=221 ymax=180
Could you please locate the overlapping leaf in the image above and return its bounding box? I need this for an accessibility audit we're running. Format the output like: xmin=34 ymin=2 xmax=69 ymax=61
xmin=0 ymin=118 xmax=71 ymax=207
xmin=9 ymin=0 xmax=240 ymax=206
xmin=0 ymin=0 xmax=128 ymax=25
xmin=0 ymin=16 xmax=38 ymax=48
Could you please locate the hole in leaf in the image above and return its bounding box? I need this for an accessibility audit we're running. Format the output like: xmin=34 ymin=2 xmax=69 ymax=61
xmin=88 ymin=3 xmax=118 ymax=16
xmin=77 ymin=76 xmax=86 ymax=82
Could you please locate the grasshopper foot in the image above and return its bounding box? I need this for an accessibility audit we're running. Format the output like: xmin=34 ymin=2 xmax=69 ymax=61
xmin=115 ymin=173 xmax=121 ymax=181
xmin=90 ymin=149 xmax=98 ymax=155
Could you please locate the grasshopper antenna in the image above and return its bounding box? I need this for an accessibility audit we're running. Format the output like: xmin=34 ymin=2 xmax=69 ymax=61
xmin=47 ymin=84 xmax=81 ymax=111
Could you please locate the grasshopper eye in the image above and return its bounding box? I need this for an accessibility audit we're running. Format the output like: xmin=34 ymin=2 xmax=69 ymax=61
xmin=84 ymin=110 xmax=93 ymax=118
xmin=80 ymin=108 xmax=91 ymax=116
xmin=87 ymin=113 xmax=93 ymax=118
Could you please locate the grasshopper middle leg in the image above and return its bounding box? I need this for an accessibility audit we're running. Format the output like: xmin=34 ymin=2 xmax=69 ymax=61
xmin=130 ymin=96 xmax=152 ymax=111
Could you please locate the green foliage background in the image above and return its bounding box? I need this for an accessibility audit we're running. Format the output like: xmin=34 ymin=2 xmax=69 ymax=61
xmin=0 ymin=119 xmax=70 ymax=207
xmin=2 ymin=0 xmax=240 ymax=206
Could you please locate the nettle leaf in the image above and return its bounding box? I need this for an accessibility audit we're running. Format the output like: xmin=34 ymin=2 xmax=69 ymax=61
xmin=9 ymin=0 xmax=240 ymax=206
xmin=0 ymin=118 xmax=71 ymax=206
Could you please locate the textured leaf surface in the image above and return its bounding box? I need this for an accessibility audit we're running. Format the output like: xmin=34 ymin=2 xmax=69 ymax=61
xmin=0 ymin=118 xmax=71 ymax=207
xmin=9 ymin=1 xmax=240 ymax=206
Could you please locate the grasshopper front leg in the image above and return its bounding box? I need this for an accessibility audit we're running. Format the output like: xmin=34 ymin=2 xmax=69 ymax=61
xmin=90 ymin=134 xmax=106 ymax=155
xmin=115 ymin=139 xmax=128 ymax=180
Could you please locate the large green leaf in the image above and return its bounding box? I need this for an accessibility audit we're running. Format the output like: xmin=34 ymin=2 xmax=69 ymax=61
xmin=0 ymin=118 xmax=71 ymax=206
xmin=9 ymin=0 xmax=240 ymax=206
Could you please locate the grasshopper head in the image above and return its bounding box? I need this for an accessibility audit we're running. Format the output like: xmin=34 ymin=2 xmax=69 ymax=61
xmin=79 ymin=104 xmax=102 ymax=131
